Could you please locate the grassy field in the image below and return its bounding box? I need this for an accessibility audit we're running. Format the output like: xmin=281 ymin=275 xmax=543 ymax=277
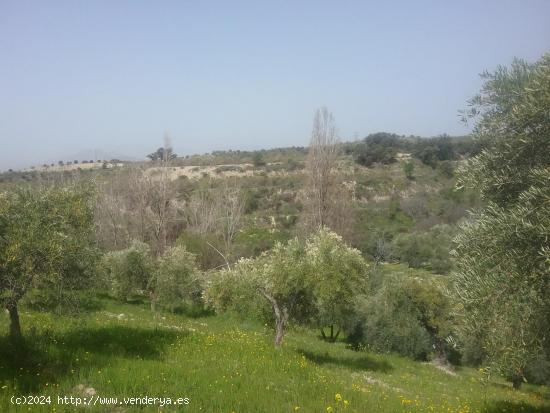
xmin=1 ymin=299 xmax=549 ymax=413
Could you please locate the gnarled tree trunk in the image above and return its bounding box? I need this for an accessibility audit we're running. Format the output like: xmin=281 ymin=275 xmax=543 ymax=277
xmin=260 ymin=290 xmax=289 ymax=347
xmin=7 ymin=303 xmax=22 ymax=340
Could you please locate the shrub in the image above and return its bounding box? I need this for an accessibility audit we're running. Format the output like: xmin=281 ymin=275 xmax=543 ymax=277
xmin=177 ymin=231 xmax=226 ymax=271
xmin=233 ymin=226 xmax=290 ymax=258
xmin=152 ymin=245 xmax=202 ymax=311
xmin=252 ymin=152 xmax=266 ymax=167
xmin=215 ymin=165 xmax=243 ymax=174
xmin=306 ymin=229 xmax=369 ymax=341
xmin=392 ymin=225 xmax=454 ymax=274
xmin=204 ymin=262 xmax=272 ymax=322
xmin=403 ymin=161 xmax=415 ymax=179
xmin=354 ymin=290 xmax=432 ymax=359
xmin=99 ymin=241 xmax=154 ymax=301
xmin=350 ymin=268 xmax=454 ymax=361
xmin=355 ymin=133 xmax=400 ymax=167
xmin=206 ymin=228 xmax=369 ymax=346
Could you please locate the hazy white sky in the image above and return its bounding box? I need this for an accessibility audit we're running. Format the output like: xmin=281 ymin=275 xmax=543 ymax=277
xmin=1 ymin=0 xmax=549 ymax=170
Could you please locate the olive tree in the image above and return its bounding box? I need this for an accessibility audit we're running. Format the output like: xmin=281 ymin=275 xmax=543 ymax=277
xmin=452 ymin=54 xmax=550 ymax=387
xmin=305 ymin=229 xmax=369 ymax=341
xmin=99 ymin=240 xmax=154 ymax=302
xmin=0 ymin=185 xmax=96 ymax=339
xmin=151 ymin=245 xmax=202 ymax=311
xmin=206 ymin=228 xmax=369 ymax=347
xmin=206 ymin=237 xmax=310 ymax=346
xmin=247 ymin=238 xmax=309 ymax=346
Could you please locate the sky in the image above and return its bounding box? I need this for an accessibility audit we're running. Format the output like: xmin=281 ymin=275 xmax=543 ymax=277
xmin=0 ymin=0 xmax=549 ymax=170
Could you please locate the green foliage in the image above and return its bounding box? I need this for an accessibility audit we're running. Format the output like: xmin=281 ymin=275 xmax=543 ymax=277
xmin=206 ymin=228 xmax=369 ymax=345
xmin=403 ymin=161 xmax=415 ymax=180
xmin=249 ymin=237 xmax=312 ymax=323
xmin=413 ymin=135 xmax=456 ymax=168
xmin=452 ymin=54 xmax=550 ymax=386
xmin=146 ymin=146 xmax=177 ymax=161
xmin=392 ymin=225 xmax=454 ymax=274
xmin=354 ymin=133 xmax=400 ymax=167
xmin=172 ymin=146 xmax=307 ymax=167
xmin=453 ymin=173 xmax=550 ymax=384
xmin=354 ymin=202 xmax=414 ymax=261
xmin=0 ymin=185 xmax=97 ymax=336
xmin=2 ymin=299 xmax=549 ymax=412
xmin=204 ymin=263 xmax=271 ymax=322
xmin=351 ymin=265 xmax=454 ymax=361
xmin=345 ymin=133 xmax=477 ymax=169
xmin=437 ymin=160 xmax=455 ymax=178
xmin=99 ymin=241 xmax=154 ymax=302
xmin=252 ymin=152 xmax=266 ymax=167
xmin=354 ymin=289 xmax=432 ymax=359
xmin=214 ymin=165 xmax=243 ymax=174
xmin=152 ymin=245 xmax=202 ymax=311
xmin=233 ymin=226 xmax=290 ymax=258
xmin=177 ymin=231 xmax=226 ymax=271
xmin=458 ymin=56 xmax=550 ymax=207
xmin=305 ymin=229 xmax=369 ymax=337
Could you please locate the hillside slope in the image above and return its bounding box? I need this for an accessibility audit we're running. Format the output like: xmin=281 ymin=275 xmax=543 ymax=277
xmin=1 ymin=299 xmax=549 ymax=413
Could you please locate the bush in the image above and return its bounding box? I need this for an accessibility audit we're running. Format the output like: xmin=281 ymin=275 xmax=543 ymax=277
xmin=305 ymin=229 xmax=369 ymax=340
xmin=403 ymin=161 xmax=415 ymax=179
xmin=392 ymin=225 xmax=454 ymax=274
xmin=206 ymin=228 xmax=369 ymax=346
xmin=252 ymin=152 xmax=266 ymax=167
xmin=233 ymin=226 xmax=290 ymax=258
xmin=98 ymin=241 xmax=154 ymax=301
xmin=215 ymin=165 xmax=243 ymax=174
xmin=353 ymin=290 xmax=432 ymax=359
xmin=350 ymin=268 xmax=454 ymax=361
xmin=177 ymin=231 xmax=226 ymax=271
xmin=152 ymin=245 xmax=202 ymax=311
xmin=204 ymin=264 xmax=272 ymax=322
xmin=412 ymin=135 xmax=456 ymax=168
xmin=355 ymin=133 xmax=400 ymax=167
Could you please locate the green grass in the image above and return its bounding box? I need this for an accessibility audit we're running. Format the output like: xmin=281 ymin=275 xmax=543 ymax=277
xmin=1 ymin=300 xmax=549 ymax=412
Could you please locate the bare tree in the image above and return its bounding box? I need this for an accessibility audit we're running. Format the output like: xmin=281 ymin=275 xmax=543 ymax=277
xmin=184 ymin=179 xmax=243 ymax=262
xmin=148 ymin=133 xmax=177 ymax=255
xmin=95 ymin=135 xmax=181 ymax=256
xmin=127 ymin=167 xmax=154 ymax=243
xmin=302 ymin=107 xmax=345 ymax=234
xmin=96 ymin=168 xmax=133 ymax=250
xmin=216 ymin=182 xmax=244 ymax=257
xmin=186 ymin=189 xmax=218 ymax=235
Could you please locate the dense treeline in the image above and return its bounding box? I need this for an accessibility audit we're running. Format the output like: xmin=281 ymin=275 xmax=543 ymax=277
xmin=343 ymin=132 xmax=483 ymax=168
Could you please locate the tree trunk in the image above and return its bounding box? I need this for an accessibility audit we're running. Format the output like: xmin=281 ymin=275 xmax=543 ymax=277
xmin=511 ymin=375 xmax=523 ymax=389
xmin=7 ymin=304 xmax=22 ymax=340
xmin=273 ymin=304 xmax=289 ymax=347
xmin=259 ymin=290 xmax=288 ymax=347
xmin=321 ymin=325 xmax=341 ymax=342
xmin=150 ymin=292 xmax=157 ymax=313
xmin=275 ymin=317 xmax=285 ymax=347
